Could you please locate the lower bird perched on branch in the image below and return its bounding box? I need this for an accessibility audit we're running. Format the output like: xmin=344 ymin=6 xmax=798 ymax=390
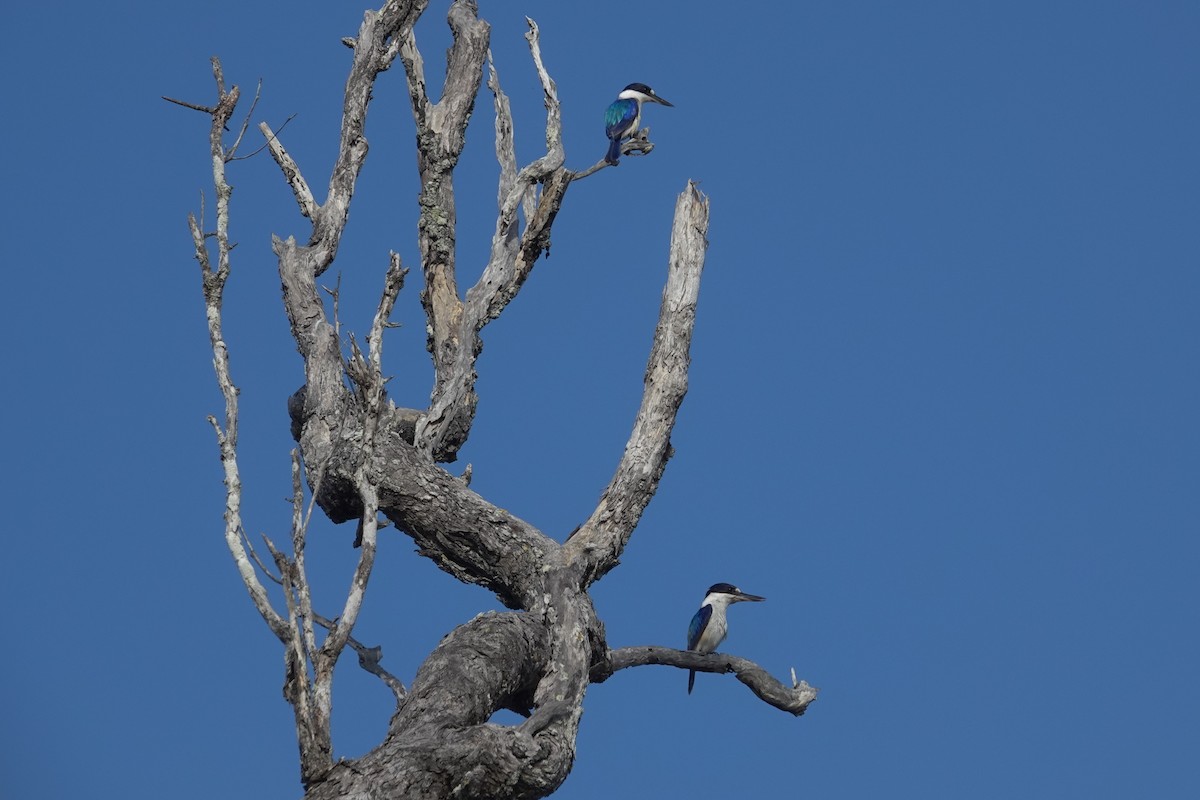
xmin=687 ymin=583 xmax=765 ymax=694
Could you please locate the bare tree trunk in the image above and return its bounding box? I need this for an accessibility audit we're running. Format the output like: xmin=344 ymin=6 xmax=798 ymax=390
xmin=172 ymin=2 xmax=816 ymax=797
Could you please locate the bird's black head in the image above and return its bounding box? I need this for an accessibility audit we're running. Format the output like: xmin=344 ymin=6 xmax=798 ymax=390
xmin=704 ymin=582 xmax=766 ymax=603
xmin=621 ymin=82 xmax=674 ymax=106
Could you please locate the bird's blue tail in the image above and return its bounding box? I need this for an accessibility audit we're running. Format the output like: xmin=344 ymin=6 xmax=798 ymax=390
xmin=688 ymin=669 xmax=696 ymax=694
xmin=605 ymin=136 xmax=622 ymax=165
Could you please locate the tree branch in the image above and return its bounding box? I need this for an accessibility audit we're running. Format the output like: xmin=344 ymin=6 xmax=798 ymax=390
xmin=261 ymin=0 xmax=423 ymax=270
xmin=261 ymin=119 xmax=317 ymax=219
xmin=413 ymin=17 xmax=570 ymax=462
xmin=263 ymin=528 xmax=331 ymax=782
xmin=185 ymin=59 xmax=290 ymax=644
xmin=319 ymin=258 xmax=404 ymax=661
xmin=241 ymin=539 xmax=409 ymax=710
xmin=593 ymin=646 xmax=820 ymax=717
xmin=313 ymin=612 xmax=408 ymax=707
xmin=288 ymin=451 xmax=320 ymax=669
xmin=310 ymin=0 xmax=422 ymax=268
xmin=566 ymin=182 xmax=711 ymax=583
xmin=403 ymin=1 xmax=487 ymax=463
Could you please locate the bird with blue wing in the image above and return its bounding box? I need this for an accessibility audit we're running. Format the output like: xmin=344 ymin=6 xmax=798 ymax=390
xmin=604 ymin=82 xmax=673 ymax=165
xmin=686 ymin=583 xmax=765 ymax=694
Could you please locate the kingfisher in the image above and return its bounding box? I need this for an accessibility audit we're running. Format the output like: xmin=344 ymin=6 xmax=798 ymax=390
xmin=686 ymin=582 xmax=765 ymax=694
xmin=604 ymin=82 xmax=674 ymax=165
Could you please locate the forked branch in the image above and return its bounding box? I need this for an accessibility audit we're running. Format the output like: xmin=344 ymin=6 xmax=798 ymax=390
xmin=411 ymin=14 xmax=571 ymax=462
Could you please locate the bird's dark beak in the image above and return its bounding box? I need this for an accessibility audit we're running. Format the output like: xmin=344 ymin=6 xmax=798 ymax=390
xmin=650 ymin=94 xmax=674 ymax=107
xmin=734 ymin=591 xmax=765 ymax=603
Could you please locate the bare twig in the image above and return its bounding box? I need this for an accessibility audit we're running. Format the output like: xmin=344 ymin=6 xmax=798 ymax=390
xmin=320 ymin=255 xmax=404 ymax=662
xmin=486 ymin=53 xmax=521 ymax=270
xmin=263 ymin=530 xmax=326 ymax=767
xmin=313 ymin=613 xmax=407 ymax=706
xmin=163 ymin=95 xmax=216 ymax=114
xmin=261 ymin=0 xmax=422 ymax=271
xmin=569 ymin=161 xmax=609 ymax=181
xmin=232 ymin=113 xmax=296 ymax=162
xmin=226 ymin=79 xmax=263 ymax=160
xmin=241 ymin=526 xmax=281 ymax=584
xmin=290 ymin=450 xmax=319 ymax=661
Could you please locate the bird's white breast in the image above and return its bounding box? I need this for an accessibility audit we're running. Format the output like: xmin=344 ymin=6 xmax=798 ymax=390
xmin=694 ymin=603 xmax=729 ymax=654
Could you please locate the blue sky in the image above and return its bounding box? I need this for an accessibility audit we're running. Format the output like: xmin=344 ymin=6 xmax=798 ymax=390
xmin=2 ymin=1 xmax=1198 ymax=797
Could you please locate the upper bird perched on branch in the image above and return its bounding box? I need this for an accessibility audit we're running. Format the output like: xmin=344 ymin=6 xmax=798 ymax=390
xmin=604 ymin=82 xmax=673 ymax=165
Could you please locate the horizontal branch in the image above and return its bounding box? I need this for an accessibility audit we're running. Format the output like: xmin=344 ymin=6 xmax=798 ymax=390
xmin=592 ymin=646 xmax=819 ymax=717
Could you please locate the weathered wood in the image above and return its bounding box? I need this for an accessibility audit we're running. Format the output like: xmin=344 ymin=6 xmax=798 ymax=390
xmin=181 ymin=3 xmax=816 ymax=797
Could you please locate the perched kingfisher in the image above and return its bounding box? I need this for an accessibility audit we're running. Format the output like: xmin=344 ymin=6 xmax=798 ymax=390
xmin=604 ymin=82 xmax=674 ymax=165
xmin=686 ymin=583 xmax=765 ymax=694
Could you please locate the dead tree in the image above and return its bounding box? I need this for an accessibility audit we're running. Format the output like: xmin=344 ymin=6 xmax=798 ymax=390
xmin=175 ymin=1 xmax=816 ymax=797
